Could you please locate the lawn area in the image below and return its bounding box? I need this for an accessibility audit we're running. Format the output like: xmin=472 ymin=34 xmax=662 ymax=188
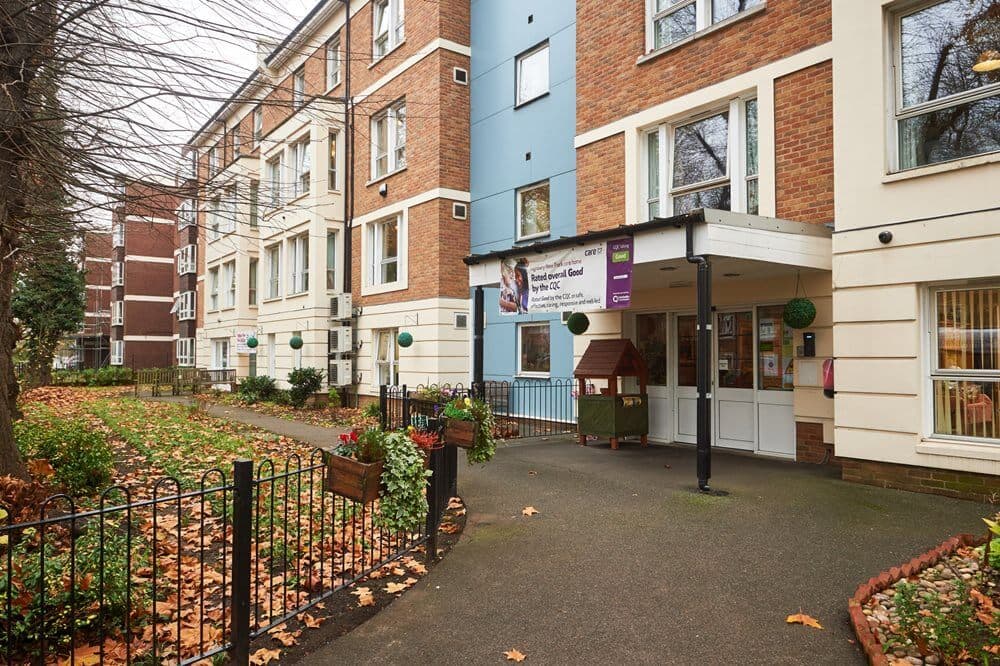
xmin=201 ymin=391 xmax=379 ymax=433
xmin=4 ymin=387 xmax=458 ymax=665
xmin=18 ymin=386 xmax=311 ymax=489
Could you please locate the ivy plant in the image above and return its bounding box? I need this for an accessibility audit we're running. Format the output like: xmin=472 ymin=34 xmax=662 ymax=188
xmin=374 ymin=431 xmax=431 ymax=534
xmin=443 ymin=397 xmax=499 ymax=464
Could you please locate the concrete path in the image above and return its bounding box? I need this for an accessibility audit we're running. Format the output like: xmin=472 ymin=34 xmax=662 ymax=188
xmin=297 ymin=436 xmax=989 ymax=665
xmin=151 ymin=396 xmax=348 ymax=449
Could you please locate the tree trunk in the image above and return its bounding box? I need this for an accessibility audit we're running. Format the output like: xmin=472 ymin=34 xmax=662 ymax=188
xmin=0 ymin=250 xmax=28 ymax=479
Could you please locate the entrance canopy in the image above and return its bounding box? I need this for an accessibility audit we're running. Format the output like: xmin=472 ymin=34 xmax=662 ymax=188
xmin=465 ymin=209 xmax=832 ymax=289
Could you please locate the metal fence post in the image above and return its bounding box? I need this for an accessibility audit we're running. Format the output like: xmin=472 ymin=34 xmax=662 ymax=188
xmin=402 ymin=384 xmax=410 ymax=428
xmin=424 ymin=446 xmax=442 ymax=564
xmin=379 ymin=384 xmax=388 ymax=430
xmin=446 ymin=444 xmax=458 ymax=498
xmin=230 ymin=460 xmax=253 ymax=665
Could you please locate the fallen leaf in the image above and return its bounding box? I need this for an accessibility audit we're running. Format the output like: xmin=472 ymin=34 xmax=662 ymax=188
xmin=350 ymin=586 xmax=372 ymax=597
xmin=504 ymin=648 xmax=527 ymax=662
xmin=521 ymin=506 xmax=539 ymax=516
xmin=250 ymin=648 xmax=281 ymax=665
xmin=386 ymin=582 xmax=407 ymax=594
xmin=786 ymin=613 xmax=822 ymax=629
xmin=302 ymin=613 xmax=324 ymax=628
xmin=28 ymin=459 xmax=56 ymax=478
xmin=528 ymin=470 xmax=537 ymax=476
xmin=357 ymin=592 xmax=375 ymax=607
xmin=270 ymin=630 xmax=299 ymax=646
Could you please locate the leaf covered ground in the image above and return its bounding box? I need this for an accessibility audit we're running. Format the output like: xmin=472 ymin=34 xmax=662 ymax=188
xmin=5 ymin=387 xmax=465 ymax=664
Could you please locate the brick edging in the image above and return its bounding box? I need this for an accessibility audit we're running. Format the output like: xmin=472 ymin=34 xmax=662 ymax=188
xmin=848 ymin=533 xmax=985 ymax=665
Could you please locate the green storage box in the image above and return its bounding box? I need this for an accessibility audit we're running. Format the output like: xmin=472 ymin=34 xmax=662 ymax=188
xmin=577 ymin=394 xmax=649 ymax=439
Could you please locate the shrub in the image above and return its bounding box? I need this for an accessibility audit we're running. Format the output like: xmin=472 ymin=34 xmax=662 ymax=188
xmin=238 ymin=375 xmax=276 ymax=404
xmin=442 ymin=397 xmax=498 ymax=464
xmin=287 ymin=368 xmax=324 ymax=408
xmin=0 ymin=522 xmax=137 ymax=654
xmin=327 ymin=385 xmax=340 ymax=406
xmin=15 ymin=409 xmax=114 ymax=495
xmin=361 ymin=402 xmax=381 ymax=419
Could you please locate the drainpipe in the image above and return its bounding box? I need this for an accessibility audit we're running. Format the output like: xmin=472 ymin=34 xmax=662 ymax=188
xmin=342 ymin=0 xmax=352 ymax=295
xmin=685 ymin=221 xmax=713 ymax=492
xmin=472 ymin=286 xmax=484 ymax=392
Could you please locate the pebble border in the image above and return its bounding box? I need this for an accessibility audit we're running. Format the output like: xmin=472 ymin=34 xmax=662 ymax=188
xmin=848 ymin=533 xmax=985 ymax=665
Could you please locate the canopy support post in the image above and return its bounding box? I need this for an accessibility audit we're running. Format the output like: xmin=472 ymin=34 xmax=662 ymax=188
xmin=685 ymin=222 xmax=713 ymax=492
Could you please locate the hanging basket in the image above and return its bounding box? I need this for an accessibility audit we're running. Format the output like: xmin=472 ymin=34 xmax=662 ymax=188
xmin=397 ymin=331 xmax=413 ymax=348
xmin=289 ymin=335 xmax=304 ymax=350
xmin=566 ymin=312 xmax=590 ymax=335
xmin=246 ymin=336 xmax=259 ymax=349
xmin=783 ymin=298 xmax=816 ymax=329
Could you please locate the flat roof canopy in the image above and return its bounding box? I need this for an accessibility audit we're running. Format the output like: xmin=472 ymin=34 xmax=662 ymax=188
xmin=465 ymin=209 xmax=832 ymax=288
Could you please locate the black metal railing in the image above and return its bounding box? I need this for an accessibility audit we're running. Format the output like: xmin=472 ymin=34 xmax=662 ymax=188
xmin=0 ymin=450 xmax=451 ymax=665
xmin=379 ymin=379 xmax=586 ymax=439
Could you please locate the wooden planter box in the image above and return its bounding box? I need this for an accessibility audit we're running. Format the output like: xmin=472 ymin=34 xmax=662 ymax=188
xmin=325 ymin=454 xmax=384 ymax=503
xmin=443 ymin=419 xmax=478 ymax=449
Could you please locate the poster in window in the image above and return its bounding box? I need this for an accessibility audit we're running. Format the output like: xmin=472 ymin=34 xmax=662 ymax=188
xmin=761 ymin=352 xmax=778 ymax=377
xmin=759 ymin=318 xmax=775 ymax=341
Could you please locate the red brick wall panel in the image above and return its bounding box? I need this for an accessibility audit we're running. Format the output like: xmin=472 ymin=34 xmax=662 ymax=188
xmin=774 ymin=61 xmax=834 ymax=224
xmin=575 ymin=0 xmax=831 ymax=134
xmin=576 ymin=134 xmax=626 ymax=234
xmin=122 ymin=300 xmax=173 ymax=338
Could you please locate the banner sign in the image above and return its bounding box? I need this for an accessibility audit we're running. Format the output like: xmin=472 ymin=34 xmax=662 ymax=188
xmin=499 ymin=237 xmax=633 ymax=315
xmin=235 ymin=331 xmax=256 ymax=355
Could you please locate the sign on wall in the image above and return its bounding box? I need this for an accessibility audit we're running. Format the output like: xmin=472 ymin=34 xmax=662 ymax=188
xmin=498 ymin=237 xmax=633 ymax=315
xmin=235 ymin=331 xmax=257 ymax=355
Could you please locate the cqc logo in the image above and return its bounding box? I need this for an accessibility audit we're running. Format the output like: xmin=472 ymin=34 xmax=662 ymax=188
xmin=611 ymin=250 xmax=631 ymax=263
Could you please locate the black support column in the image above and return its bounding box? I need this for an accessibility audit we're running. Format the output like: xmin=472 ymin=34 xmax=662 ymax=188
xmin=472 ymin=286 xmax=485 ymax=389
xmin=695 ymin=258 xmax=712 ymax=490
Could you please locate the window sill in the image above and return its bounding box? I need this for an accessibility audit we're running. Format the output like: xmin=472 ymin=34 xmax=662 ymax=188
xmin=370 ymin=40 xmax=406 ymax=69
xmin=286 ymin=290 xmax=309 ymax=300
xmin=516 ymin=231 xmax=551 ymax=243
xmin=367 ymin=166 xmax=408 ymax=187
xmin=883 ymin=150 xmax=1000 ymax=184
xmin=262 ymin=296 xmax=283 ymax=304
xmin=637 ymin=4 xmax=767 ymax=66
xmin=324 ymin=80 xmax=342 ymax=96
xmin=516 ymin=372 xmax=551 ymax=380
xmin=514 ymin=91 xmax=550 ymax=110
xmin=917 ymin=437 xmax=1000 ymax=462
xmin=362 ymin=281 xmax=406 ymax=297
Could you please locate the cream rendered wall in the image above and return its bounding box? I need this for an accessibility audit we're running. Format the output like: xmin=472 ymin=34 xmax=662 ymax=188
xmin=832 ymin=0 xmax=1000 ymax=473
xmin=355 ymin=297 xmax=471 ymax=394
xmin=573 ymin=272 xmax=834 ymax=439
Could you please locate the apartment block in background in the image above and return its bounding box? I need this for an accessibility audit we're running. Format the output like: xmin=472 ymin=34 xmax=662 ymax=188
xmin=74 ymin=231 xmax=113 ymax=369
xmin=189 ymin=0 xmax=471 ymax=392
xmin=109 ymin=179 xmax=182 ymax=369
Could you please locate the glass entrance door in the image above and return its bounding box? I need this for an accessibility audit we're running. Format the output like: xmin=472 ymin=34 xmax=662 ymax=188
xmin=674 ymin=315 xmax=698 ymax=444
xmin=635 ymin=313 xmax=670 ymax=441
xmin=756 ymin=305 xmax=795 ymax=456
xmin=715 ymin=310 xmax=755 ymax=450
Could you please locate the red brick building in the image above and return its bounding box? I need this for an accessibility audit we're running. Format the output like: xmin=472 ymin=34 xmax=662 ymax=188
xmin=74 ymin=231 xmax=113 ymax=369
xmin=109 ymin=180 xmax=184 ymax=369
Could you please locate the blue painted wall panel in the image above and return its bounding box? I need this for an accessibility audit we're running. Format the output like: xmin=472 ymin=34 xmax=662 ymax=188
xmin=471 ymin=1 xmax=577 ymax=382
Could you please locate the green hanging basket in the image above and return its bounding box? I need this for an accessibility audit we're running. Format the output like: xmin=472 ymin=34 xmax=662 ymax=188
xmin=566 ymin=312 xmax=590 ymax=336
xmin=246 ymin=336 xmax=259 ymax=349
xmin=397 ymin=331 xmax=413 ymax=348
xmin=783 ymin=298 xmax=817 ymax=329
xmin=289 ymin=335 xmax=304 ymax=350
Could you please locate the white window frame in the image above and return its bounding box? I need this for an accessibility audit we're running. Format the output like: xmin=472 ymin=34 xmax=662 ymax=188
xmin=222 ymin=260 xmax=236 ymax=308
xmin=372 ymin=0 xmax=404 ymax=61
xmin=371 ymin=99 xmax=406 ymax=179
xmin=233 ymin=127 xmax=241 ymax=159
xmin=177 ymin=244 xmax=196 ymax=275
xmin=326 ymin=35 xmax=341 ymax=89
xmin=111 ymin=261 xmax=124 ymax=287
xmin=111 ymin=301 xmax=124 ymax=326
xmin=516 ymin=180 xmax=551 ymax=241
xmin=517 ymin=322 xmax=551 ymax=378
xmin=209 ymin=146 xmax=219 ymax=177
xmin=253 ymin=106 xmax=263 ymax=146
xmin=328 ymin=131 xmax=339 ymax=191
xmin=326 ymin=231 xmax=338 ymax=291
xmin=266 ymin=155 xmax=283 ymax=208
xmin=212 ymin=339 xmax=230 ymax=370
xmin=925 ymin=283 xmax=1000 ymax=444
xmin=642 ymin=96 xmax=756 ymax=220
xmin=888 ymin=0 xmax=1000 ymax=173
xmin=515 ymin=42 xmax=550 ymax=107
xmin=208 ymin=266 xmax=219 ymax=310
xmin=110 ymin=340 xmax=124 ymax=366
xmin=221 ymin=187 xmax=237 ymax=234
xmin=208 ymin=197 xmax=221 ymax=240
xmin=177 ymin=199 xmax=195 ymax=229
xmin=289 ymin=234 xmax=310 ymax=295
xmin=291 ymin=136 xmax=311 ymax=198
xmin=112 ymin=223 xmax=124 ymax=248
xmin=293 ymin=68 xmax=305 ymax=110
xmin=176 ymin=338 xmax=196 ymax=367
xmin=249 ymin=258 xmax=258 ymax=306
xmin=368 ymin=216 xmax=400 ymax=289
xmin=266 ymin=244 xmax=281 ymax=299
xmin=177 ymin=290 xmax=196 ymax=321
xmin=372 ymin=328 xmax=400 ymax=388
xmin=644 ymin=0 xmax=764 ymax=54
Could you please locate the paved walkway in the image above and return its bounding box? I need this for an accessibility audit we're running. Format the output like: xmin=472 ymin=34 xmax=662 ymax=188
xmin=151 ymin=396 xmax=348 ymax=449
xmin=294 ymin=436 xmax=989 ymax=665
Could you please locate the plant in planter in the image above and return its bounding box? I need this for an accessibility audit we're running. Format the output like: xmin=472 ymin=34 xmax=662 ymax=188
xmin=407 ymin=427 xmax=442 ymax=453
xmin=442 ymin=396 xmax=498 ymax=464
xmin=325 ymin=428 xmax=431 ymax=533
xmin=288 ymin=367 xmax=324 ymax=408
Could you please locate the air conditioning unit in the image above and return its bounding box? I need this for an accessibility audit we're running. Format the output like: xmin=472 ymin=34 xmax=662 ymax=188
xmin=329 ymin=293 xmax=353 ymax=320
xmin=328 ymin=326 xmax=353 ymax=354
xmin=328 ymin=359 xmax=353 ymax=387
